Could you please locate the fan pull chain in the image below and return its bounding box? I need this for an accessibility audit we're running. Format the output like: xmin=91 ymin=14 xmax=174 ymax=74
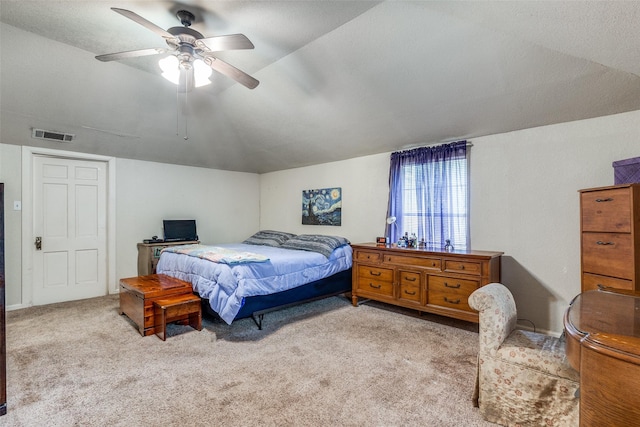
xmin=184 ymin=69 xmax=189 ymax=141
xmin=175 ymin=76 xmax=180 ymax=138
xmin=174 ymin=65 xmax=190 ymax=140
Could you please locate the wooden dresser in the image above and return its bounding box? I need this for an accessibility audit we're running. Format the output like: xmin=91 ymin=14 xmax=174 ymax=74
xmin=580 ymin=184 xmax=640 ymax=292
xmin=137 ymin=240 xmax=199 ymax=276
xmin=351 ymin=243 xmax=502 ymax=323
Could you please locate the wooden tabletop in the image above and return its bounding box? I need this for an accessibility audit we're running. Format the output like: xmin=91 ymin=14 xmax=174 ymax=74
xmin=566 ymin=289 xmax=640 ymax=337
xmin=564 ymin=288 xmax=640 ymax=371
xmin=564 ymin=288 xmax=640 ymax=426
xmin=119 ymin=274 xmax=192 ymax=298
xmin=351 ymin=242 xmax=503 ymax=258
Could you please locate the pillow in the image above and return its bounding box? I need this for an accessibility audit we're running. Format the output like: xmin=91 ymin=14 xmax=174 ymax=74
xmin=242 ymin=230 xmax=296 ymax=247
xmin=280 ymin=234 xmax=350 ymax=258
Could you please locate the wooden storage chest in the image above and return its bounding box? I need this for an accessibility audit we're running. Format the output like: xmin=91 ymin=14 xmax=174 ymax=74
xmin=119 ymin=274 xmax=195 ymax=336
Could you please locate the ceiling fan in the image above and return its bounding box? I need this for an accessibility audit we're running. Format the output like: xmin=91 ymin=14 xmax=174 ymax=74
xmin=96 ymin=8 xmax=259 ymax=90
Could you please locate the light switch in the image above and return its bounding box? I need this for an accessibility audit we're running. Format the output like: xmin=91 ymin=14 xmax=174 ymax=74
xmin=14 ymin=201 xmax=21 ymax=211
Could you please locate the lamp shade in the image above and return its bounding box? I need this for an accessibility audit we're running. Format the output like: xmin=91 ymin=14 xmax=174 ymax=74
xmin=159 ymin=56 xmax=212 ymax=89
xmin=193 ymin=59 xmax=212 ymax=87
xmin=159 ymin=55 xmax=180 ymax=85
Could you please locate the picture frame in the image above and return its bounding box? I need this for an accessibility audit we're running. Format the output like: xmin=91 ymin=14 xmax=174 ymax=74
xmin=302 ymin=187 xmax=342 ymax=226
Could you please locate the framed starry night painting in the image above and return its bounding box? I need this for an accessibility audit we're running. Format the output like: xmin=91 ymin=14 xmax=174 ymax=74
xmin=302 ymin=187 xmax=342 ymax=226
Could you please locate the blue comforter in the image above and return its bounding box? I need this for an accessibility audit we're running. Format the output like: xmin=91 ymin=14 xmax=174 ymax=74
xmin=156 ymin=243 xmax=352 ymax=324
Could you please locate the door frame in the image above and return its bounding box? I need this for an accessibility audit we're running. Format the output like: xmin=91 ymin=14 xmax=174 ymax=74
xmin=21 ymin=146 xmax=117 ymax=307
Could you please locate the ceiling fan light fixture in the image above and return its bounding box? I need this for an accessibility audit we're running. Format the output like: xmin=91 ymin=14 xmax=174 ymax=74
xmin=193 ymin=59 xmax=212 ymax=87
xmin=159 ymin=55 xmax=180 ymax=85
xmin=158 ymin=56 xmax=211 ymax=88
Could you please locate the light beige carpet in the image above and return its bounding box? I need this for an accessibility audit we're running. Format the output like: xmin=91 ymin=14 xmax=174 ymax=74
xmin=3 ymin=294 xmax=495 ymax=426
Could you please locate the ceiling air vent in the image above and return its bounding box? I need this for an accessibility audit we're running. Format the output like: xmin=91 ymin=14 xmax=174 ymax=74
xmin=32 ymin=128 xmax=74 ymax=142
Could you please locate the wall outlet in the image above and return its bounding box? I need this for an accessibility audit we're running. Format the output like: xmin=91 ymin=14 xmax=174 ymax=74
xmin=14 ymin=201 xmax=21 ymax=211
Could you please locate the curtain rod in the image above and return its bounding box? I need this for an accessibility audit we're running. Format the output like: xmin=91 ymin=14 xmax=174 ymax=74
xmin=399 ymin=140 xmax=473 ymax=150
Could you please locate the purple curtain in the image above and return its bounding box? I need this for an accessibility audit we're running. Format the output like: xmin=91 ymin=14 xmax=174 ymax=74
xmin=385 ymin=141 xmax=469 ymax=250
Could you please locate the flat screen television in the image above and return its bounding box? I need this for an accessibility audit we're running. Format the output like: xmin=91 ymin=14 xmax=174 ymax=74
xmin=163 ymin=219 xmax=198 ymax=242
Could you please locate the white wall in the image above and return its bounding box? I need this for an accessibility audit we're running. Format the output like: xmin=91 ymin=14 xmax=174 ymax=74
xmin=260 ymin=153 xmax=390 ymax=243
xmin=0 ymin=145 xmax=260 ymax=308
xmin=259 ymin=110 xmax=640 ymax=333
xmin=116 ymin=158 xmax=260 ymax=279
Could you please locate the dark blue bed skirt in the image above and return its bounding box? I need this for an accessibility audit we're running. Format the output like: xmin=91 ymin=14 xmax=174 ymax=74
xmin=202 ymin=268 xmax=352 ymax=322
xmin=235 ymin=268 xmax=352 ymax=319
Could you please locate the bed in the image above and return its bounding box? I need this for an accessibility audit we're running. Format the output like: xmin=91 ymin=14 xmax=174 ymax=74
xmin=155 ymin=231 xmax=353 ymax=329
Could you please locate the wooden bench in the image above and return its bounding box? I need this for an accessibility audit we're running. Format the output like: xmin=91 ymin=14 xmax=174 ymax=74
xmin=153 ymin=293 xmax=202 ymax=341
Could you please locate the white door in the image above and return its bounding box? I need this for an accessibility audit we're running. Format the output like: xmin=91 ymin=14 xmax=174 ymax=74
xmin=32 ymin=156 xmax=107 ymax=305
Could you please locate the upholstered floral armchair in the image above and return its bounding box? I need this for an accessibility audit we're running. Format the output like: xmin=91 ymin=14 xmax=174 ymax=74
xmin=469 ymin=283 xmax=579 ymax=427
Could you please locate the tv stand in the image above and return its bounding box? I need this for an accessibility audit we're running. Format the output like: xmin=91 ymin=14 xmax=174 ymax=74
xmin=137 ymin=240 xmax=199 ymax=276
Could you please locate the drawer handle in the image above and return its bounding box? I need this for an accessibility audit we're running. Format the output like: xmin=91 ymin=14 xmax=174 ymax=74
xmin=404 ymin=290 xmax=416 ymax=296
xmin=404 ymin=276 xmax=417 ymax=282
xmin=444 ymin=282 xmax=461 ymax=289
xmin=444 ymin=297 xmax=460 ymax=304
xmin=596 ymin=241 xmax=614 ymax=245
xmin=369 ymin=283 xmax=382 ymax=289
xmin=369 ymin=270 xmax=382 ymax=276
xmin=595 ymin=198 xmax=613 ymax=202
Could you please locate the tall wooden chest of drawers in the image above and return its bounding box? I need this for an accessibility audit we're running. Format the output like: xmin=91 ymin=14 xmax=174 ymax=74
xmin=351 ymin=243 xmax=502 ymax=323
xmin=580 ymin=184 xmax=640 ymax=292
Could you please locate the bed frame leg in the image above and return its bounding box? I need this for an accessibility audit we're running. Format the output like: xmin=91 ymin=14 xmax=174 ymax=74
xmin=251 ymin=313 xmax=264 ymax=330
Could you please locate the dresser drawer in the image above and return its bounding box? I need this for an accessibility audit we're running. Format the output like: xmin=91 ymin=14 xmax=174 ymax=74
xmin=356 ymin=265 xmax=394 ymax=297
xmin=428 ymin=275 xmax=478 ymax=312
xmin=582 ymin=233 xmax=634 ymax=279
xmin=428 ymin=288 xmax=473 ymax=311
xmin=356 ymin=278 xmax=394 ymax=297
xmin=355 ymin=250 xmax=382 ymax=263
xmin=581 ymin=188 xmax=631 ymax=232
xmin=384 ymin=254 xmax=441 ymax=271
xmin=398 ymin=270 xmax=422 ymax=303
xmin=429 ymin=275 xmax=479 ymax=295
xmin=582 ymin=273 xmax=633 ymax=292
xmin=443 ymin=260 xmax=481 ymax=276
xmin=357 ymin=265 xmax=394 ymax=282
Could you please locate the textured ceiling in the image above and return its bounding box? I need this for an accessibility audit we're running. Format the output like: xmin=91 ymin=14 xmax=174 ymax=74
xmin=1 ymin=1 xmax=639 ymax=174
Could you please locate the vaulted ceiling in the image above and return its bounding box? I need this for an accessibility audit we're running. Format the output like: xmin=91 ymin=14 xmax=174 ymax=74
xmin=1 ymin=1 xmax=639 ymax=173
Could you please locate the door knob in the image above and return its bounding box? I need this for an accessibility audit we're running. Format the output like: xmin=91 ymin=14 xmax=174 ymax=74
xmin=35 ymin=236 xmax=42 ymax=250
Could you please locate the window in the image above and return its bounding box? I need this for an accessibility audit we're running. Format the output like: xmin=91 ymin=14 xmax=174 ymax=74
xmin=386 ymin=141 xmax=469 ymax=250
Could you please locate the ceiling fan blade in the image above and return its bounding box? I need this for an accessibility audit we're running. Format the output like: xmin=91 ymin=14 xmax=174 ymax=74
xmin=95 ymin=48 xmax=169 ymax=62
xmin=111 ymin=8 xmax=176 ymax=41
xmin=196 ymin=34 xmax=254 ymax=52
xmin=203 ymin=56 xmax=259 ymax=89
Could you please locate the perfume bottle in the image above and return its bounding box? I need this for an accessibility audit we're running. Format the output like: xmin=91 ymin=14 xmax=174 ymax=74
xmin=444 ymin=239 xmax=454 ymax=252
